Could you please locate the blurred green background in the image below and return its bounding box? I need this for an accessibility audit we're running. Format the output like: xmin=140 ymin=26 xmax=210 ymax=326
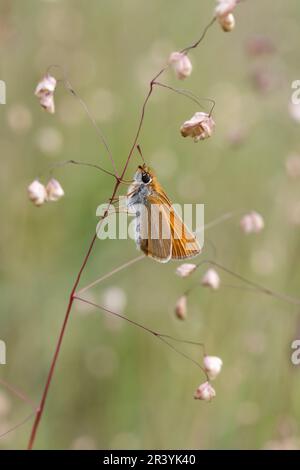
xmin=1 ymin=0 xmax=300 ymax=450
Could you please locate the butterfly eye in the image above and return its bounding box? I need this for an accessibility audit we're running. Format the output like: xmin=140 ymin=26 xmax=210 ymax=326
xmin=141 ymin=173 xmax=151 ymax=184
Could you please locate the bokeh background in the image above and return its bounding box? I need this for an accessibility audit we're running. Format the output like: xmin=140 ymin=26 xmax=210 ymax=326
xmin=1 ymin=0 xmax=300 ymax=450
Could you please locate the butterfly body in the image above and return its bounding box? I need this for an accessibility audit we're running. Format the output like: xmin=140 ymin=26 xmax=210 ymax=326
xmin=127 ymin=164 xmax=201 ymax=263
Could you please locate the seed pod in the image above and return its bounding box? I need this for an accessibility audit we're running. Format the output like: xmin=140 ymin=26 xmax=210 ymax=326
xmin=176 ymin=263 xmax=197 ymax=278
xmin=28 ymin=180 xmax=47 ymax=207
xmin=203 ymin=355 xmax=223 ymax=380
xmin=169 ymin=52 xmax=193 ymax=80
xmin=240 ymin=211 xmax=264 ymax=234
xmin=219 ymin=13 xmax=235 ymax=32
xmin=194 ymin=381 xmax=216 ymax=401
xmin=175 ymin=295 xmax=187 ymax=320
xmin=46 ymin=178 xmax=65 ymax=202
xmin=35 ymin=75 xmax=57 ymax=114
xmin=201 ymin=269 xmax=220 ymax=290
xmin=180 ymin=112 xmax=215 ymax=142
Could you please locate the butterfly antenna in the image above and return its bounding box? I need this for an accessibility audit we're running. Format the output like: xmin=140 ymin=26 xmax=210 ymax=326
xmin=136 ymin=144 xmax=145 ymax=163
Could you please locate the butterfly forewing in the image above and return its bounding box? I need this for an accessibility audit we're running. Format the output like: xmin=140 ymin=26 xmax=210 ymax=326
xmin=140 ymin=191 xmax=200 ymax=261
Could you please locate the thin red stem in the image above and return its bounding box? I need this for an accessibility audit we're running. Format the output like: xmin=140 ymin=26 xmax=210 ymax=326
xmin=27 ymin=232 xmax=98 ymax=449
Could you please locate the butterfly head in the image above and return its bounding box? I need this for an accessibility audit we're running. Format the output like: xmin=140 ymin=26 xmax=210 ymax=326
xmin=134 ymin=164 xmax=155 ymax=185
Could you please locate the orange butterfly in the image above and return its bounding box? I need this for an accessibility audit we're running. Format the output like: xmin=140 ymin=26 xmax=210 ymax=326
xmin=127 ymin=164 xmax=201 ymax=263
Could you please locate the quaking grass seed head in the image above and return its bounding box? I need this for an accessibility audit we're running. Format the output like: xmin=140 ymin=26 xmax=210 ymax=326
xmin=46 ymin=178 xmax=65 ymax=202
xmin=194 ymin=381 xmax=216 ymax=401
xmin=180 ymin=112 xmax=215 ymax=142
xmin=35 ymin=74 xmax=57 ymax=114
xmin=169 ymin=52 xmax=193 ymax=80
xmin=176 ymin=263 xmax=197 ymax=278
xmin=203 ymin=355 xmax=223 ymax=380
xmin=201 ymin=269 xmax=220 ymax=290
xmin=175 ymin=295 xmax=187 ymax=320
xmin=28 ymin=180 xmax=47 ymax=207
